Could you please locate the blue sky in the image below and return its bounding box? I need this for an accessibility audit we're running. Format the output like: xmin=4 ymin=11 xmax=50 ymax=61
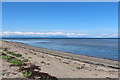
xmin=2 ymin=2 xmax=118 ymax=38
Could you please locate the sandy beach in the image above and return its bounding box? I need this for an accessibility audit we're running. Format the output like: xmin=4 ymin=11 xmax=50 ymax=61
xmin=0 ymin=40 xmax=119 ymax=79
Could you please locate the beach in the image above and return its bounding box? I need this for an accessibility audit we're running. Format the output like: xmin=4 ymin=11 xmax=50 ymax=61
xmin=0 ymin=40 xmax=119 ymax=78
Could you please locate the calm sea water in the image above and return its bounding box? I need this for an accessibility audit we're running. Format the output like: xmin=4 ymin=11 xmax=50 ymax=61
xmin=5 ymin=39 xmax=119 ymax=61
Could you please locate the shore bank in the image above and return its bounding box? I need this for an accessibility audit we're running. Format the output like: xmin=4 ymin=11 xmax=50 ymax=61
xmin=1 ymin=40 xmax=119 ymax=78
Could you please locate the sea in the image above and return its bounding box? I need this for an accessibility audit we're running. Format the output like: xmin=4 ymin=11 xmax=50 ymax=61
xmin=4 ymin=38 xmax=119 ymax=61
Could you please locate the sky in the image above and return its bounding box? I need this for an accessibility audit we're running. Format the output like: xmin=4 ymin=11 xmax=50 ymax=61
xmin=2 ymin=2 xmax=118 ymax=38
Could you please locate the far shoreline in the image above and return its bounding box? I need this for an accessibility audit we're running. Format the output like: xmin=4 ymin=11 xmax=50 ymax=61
xmin=2 ymin=37 xmax=120 ymax=39
xmin=2 ymin=40 xmax=119 ymax=69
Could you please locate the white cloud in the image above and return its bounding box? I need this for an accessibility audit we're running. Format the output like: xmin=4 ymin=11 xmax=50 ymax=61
xmin=0 ymin=31 xmax=118 ymax=38
xmin=100 ymin=34 xmax=109 ymax=36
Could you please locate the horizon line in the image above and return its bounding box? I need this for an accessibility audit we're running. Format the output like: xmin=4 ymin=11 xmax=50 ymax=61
xmin=2 ymin=0 xmax=120 ymax=2
xmin=1 ymin=37 xmax=119 ymax=39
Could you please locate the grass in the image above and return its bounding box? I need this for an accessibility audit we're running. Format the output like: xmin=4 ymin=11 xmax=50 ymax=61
xmin=1 ymin=55 xmax=11 ymax=60
xmin=1 ymin=50 xmax=32 ymax=77
xmin=22 ymin=71 xmax=32 ymax=77
xmin=7 ymin=51 xmax=22 ymax=57
xmin=2 ymin=51 xmax=24 ymax=65
xmin=1 ymin=49 xmax=57 ymax=79
xmin=7 ymin=51 xmax=15 ymax=56
xmin=14 ymin=54 xmax=22 ymax=57
xmin=22 ymin=59 xmax=29 ymax=62
xmin=1 ymin=55 xmax=23 ymax=65
xmin=9 ymin=58 xmax=23 ymax=65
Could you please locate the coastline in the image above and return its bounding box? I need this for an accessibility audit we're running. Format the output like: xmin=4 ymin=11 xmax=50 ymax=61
xmin=1 ymin=40 xmax=119 ymax=78
xmin=3 ymin=40 xmax=119 ymax=69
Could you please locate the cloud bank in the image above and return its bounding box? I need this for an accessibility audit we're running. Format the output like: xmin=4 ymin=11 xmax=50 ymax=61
xmin=0 ymin=31 xmax=118 ymax=38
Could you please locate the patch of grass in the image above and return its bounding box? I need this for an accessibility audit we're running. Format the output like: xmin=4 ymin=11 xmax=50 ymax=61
xmin=22 ymin=71 xmax=32 ymax=77
xmin=22 ymin=59 xmax=29 ymax=62
xmin=9 ymin=59 xmax=23 ymax=65
xmin=7 ymin=51 xmax=15 ymax=55
xmin=2 ymin=50 xmax=57 ymax=79
xmin=1 ymin=54 xmax=23 ymax=65
xmin=1 ymin=55 xmax=11 ymax=60
xmin=7 ymin=51 xmax=22 ymax=57
xmin=15 ymin=54 xmax=22 ymax=57
xmin=76 ymin=66 xmax=81 ymax=69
